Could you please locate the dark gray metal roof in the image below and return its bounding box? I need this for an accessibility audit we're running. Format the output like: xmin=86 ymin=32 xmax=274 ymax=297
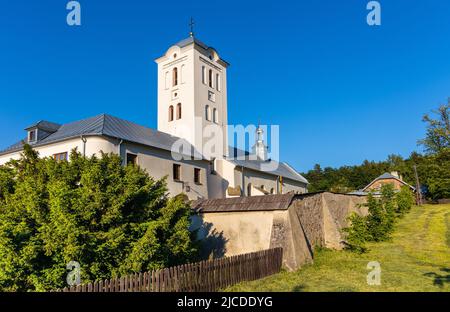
xmin=224 ymin=146 xmax=307 ymax=184
xmin=377 ymin=173 xmax=398 ymax=180
xmin=1 ymin=115 xmax=307 ymax=185
xmin=227 ymin=147 xmax=308 ymax=184
xmin=175 ymin=36 xmax=209 ymax=50
xmin=173 ymin=36 xmax=230 ymax=66
xmin=0 ymin=114 xmax=200 ymax=158
xmin=362 ymin=172 xmax=416 ymax=191
xmin=25 ymin=120 xmax=61 ymax=132
xmin=229 ymin=158 xmax=308 ymax=184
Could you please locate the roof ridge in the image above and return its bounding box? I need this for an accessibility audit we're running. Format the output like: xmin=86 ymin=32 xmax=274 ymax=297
xmin=100 ymin=113 xmax=107 ymax=135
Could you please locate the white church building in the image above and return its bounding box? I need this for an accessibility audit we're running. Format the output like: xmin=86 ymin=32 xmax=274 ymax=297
xmin=0 ymin=34 xmax=308 ymax=200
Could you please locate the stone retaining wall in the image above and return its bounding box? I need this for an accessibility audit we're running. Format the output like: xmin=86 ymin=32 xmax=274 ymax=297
xmin=192 ymin=192 xmax=367 ymax=271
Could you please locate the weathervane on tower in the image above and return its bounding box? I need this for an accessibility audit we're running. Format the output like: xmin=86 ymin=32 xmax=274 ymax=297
xmin=189 ymin=17 xmax=195 ymax=37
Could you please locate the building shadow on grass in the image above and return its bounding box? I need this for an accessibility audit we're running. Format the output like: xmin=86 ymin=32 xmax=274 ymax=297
xmin=424 ymin=268 xmax=450 ymax=287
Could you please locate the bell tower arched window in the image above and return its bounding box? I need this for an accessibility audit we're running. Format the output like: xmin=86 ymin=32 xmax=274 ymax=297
xmin=216 ymin=73 xmax=221 ymax=91
xmin=202 ymin=66 xmax=206 ymax=84
xmin=168 ymin=105 xmax=174 ymax=121
xmin=205 ymin=105 xmax=211 ymax=121
xmin=208 ymin=69 xmax=213 ymax=88
xmin=172 ymin=67 xmax=178 ymax=86
xmin=213 ymin=108 xmax=218 ymax=123
xmin=176 ymin=103 xmax=182 ymax=119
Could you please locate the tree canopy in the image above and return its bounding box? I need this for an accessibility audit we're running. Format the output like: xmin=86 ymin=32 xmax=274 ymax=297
xmin=418 ymin=99 xmax=450 ymax=154
xmin=303 ymin=101 xmax=450 ymax=200
xmin=0 ymin=146 xmax=198 ymax=291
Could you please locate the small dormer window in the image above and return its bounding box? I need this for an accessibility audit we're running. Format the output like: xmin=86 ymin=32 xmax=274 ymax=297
xmin=28 ymin=129 xmax=37 ymax=143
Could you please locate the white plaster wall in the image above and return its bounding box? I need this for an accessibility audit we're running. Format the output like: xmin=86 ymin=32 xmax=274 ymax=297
xmin=156 ymin=41 xmax=228 ymax=160
xmin=193 ymin=49 xmax=228 ymax=158
xmin=237 ymin=166 xmax=307 ymax=196
xmin=192 ymin=210 xmax=276 ymax=257
xmin=121 ymin=141 xmax=209 ymax=200
xmin=0 ymin=136 xmax=209 ymax=200
xmin=0 ymin=136 xmax=116 ymax=165
xmin=156 ymin=46 xmax=196 ymax=149
xmin=208 ymin=158 xmax=236 ymax=198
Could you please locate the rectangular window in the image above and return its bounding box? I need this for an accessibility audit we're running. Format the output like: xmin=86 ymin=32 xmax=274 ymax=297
xmin=194 ymin=168 xmax=201 ymax=184
xmin=53 ymin=152 xmax=68 ymax=161
xmin=28 ymin=130 xmax=36 ymax=142
xmin=126 ymin=153 xmax=137 ymax=166
xmin=173 ymin=164 xmax=181 ymax=181
xmin=208 ymin=91 xmax=216 ymax=102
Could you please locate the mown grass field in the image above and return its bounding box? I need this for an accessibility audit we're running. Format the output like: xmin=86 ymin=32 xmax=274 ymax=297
xmin=226 ymin=204 xmax=450 ymax=292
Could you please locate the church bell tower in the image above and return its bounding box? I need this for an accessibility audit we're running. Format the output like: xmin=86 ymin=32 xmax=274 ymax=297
xmin=155 ymin=28 xmax=229 ymax=159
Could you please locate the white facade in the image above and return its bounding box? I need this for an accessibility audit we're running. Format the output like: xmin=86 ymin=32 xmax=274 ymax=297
xmin=0 ymin=135 xmax=210 ymax=200
xmin=155 ymin=38 xmax=228 ymax=159
xmin=0 ymin=34 xmax=308 ymax=200
xmin=0 ymin=136 xmax=116 ymax=166
xmin=208 ymin=158 xmax=308 ymax=199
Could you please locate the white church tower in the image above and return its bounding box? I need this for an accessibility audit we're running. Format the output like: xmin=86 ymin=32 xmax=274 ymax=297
xmin=155 ymin=27 xmax=229 ymax=159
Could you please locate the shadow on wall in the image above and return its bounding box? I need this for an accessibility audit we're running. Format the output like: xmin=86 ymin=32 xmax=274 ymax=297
xmin=190 ymin=215 xmax=228 ymax=260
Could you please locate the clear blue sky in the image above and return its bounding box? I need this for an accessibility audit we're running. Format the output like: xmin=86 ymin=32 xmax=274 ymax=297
xmin=0 ymin=0 xmax=449 ymax=172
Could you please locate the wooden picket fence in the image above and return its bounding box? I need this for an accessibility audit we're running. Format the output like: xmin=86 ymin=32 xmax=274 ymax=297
xmin=57 ymin=247 xmax=282 ymax=292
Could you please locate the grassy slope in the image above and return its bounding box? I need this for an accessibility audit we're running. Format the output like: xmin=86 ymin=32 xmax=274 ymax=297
xmin=226 ymin=204 xmax=450 ymax=292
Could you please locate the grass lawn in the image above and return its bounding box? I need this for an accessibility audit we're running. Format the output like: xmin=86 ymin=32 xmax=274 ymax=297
xmin=226 ymin=204 xmax=450 ymax=292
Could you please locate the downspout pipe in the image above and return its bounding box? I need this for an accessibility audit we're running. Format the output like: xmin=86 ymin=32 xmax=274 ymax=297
xmin=241 ymin=166 xmax=245 ymax=197
xmin=80 ymin=136 xmax=87 ymax=157
xmin=118 ymin=139 xmax=124 ymax=165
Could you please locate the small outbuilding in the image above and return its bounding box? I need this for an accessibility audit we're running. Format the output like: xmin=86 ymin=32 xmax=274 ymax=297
xmin=349 ymin=172 xmax=416 ymax=197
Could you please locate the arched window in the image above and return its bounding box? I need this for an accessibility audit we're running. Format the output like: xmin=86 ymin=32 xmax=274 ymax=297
xmin=165 ymin=71 xmax=169 ymax=89
xmin=205 ymin=105 xmax=211 ymax=121
xmin=172 ymin=67 xmax=178 ymax=86
xmin=180 ymin=65 xmax=185 ymax=84
xmin=176 ymin=103 xmax=182 ymax=119
xmin=208 ymin=69 xmax=213 ymax=88
xmin=168 ymin=105 xmax=174 ymax=121
xmin=213 ymin=108 xmax=218 ymax=123
xmin=247 ymin=183 xmax=252 ymax=197
xmin=270 ymin=188 xmax=275 ymax=194
xmin=202 ymin=66 xmax=206 ymax=84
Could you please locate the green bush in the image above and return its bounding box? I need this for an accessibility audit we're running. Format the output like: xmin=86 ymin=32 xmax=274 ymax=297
xmin=396 ymin=186 xmax=415 ymax=215
xmin=0 ymin=145 xmax=199 ymax=291
xmin=343 ymin=184 xmax=410 ymax=252
xmin=342 ymin=212 xmax=369 ymax=253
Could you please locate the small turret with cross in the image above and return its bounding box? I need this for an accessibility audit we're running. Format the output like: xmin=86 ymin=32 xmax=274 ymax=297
xmin=189 ymin=17 xmax=195 ymax=37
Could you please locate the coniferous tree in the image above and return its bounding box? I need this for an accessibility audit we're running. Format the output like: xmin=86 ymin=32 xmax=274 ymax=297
xmin=0 ymin=145 xmax=198 ymax=291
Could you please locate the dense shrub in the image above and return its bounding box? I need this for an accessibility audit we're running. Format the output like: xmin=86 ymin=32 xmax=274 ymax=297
xmin=396 ymin=186 xmax=415 ymax=215
xmin=343 ymin=184 xmax=414 ymax=252
xmin=342 ymin=213 xmax=369 ymax=253
xmin=0 ymin=145 xmax=199 ymax=291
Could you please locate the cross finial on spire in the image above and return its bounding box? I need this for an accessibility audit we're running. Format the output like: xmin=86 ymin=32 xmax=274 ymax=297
xmin=189 ymin=17 xmax=195 ymax=37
